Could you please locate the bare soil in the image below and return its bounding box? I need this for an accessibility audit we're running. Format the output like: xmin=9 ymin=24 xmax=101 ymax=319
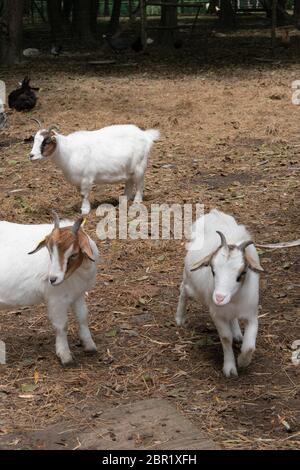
xmin=0 ymin=18 xmax=299 ymax=449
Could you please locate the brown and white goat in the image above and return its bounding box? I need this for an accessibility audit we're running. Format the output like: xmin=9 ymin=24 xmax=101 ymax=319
xmin=0 ymin=213 xmax=99 ymax=365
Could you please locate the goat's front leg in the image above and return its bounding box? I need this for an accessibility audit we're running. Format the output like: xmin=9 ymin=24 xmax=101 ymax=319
xmin=231 ymin=318 xmax=243 ymax=343
xmin=72 ymin=296 xmax=97 ymax=354
xmin=238 ymin=315 xmax=258 ymax=368
xmin=175 ymin=282 xmax=188 ymax=326
xmin=213 ymin=315 xmax=237 ymax=377
xmin=48 ymin=300 xmax=73 ymax=365
xmin=80 ymin=181 xmax=92 ymax=215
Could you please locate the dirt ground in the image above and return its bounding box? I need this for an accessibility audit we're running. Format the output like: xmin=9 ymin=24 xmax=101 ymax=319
xmin=0 ymin=17 xmax=299 ymax=450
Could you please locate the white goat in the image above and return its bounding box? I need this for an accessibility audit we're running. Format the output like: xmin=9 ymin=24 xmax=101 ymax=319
xmin=176 ymin=209 xmax=264 ymax=377
xmin=29 ymin=122 xmax=160 ymax=214
xmin=0 ymin=213 xmax=99 ymax=365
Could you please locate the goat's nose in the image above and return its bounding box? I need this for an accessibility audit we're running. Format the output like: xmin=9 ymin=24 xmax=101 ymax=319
xmin=29 ymin=154 xmax=34 ymax=160
xmin=49 ymin=276 xmax=57 ymax=285
xmin=215 ymin=294 xmax=225 ymax=304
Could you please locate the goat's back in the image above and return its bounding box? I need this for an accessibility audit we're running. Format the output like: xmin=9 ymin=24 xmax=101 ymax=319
xmin=188 ymin=209 xmax=251 ymax=257
xmin=58 ymin=125 xmax=157 ymax=183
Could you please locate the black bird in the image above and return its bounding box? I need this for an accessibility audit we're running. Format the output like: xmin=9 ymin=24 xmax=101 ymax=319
xmin=131 ymin=36 xmax=143 ymax=53
xmin=104 ymin=34 xmax=152 ymax=54
xmin=103 ymin=34 xmax=132 ymax=53
xmin=8 ymin=77 xmax=38 ymax=112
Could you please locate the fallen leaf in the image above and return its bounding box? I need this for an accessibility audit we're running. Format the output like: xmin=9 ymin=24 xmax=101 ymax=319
xmin=34 ymin=370 xmax=39 ymax=384
xmin=105 ymin=328 xmax=118 ymax=338
xmin=20 ymin=383 xmax=37 ymax=393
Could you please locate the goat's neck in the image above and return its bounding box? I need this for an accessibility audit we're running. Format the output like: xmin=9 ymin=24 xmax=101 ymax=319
xmin=52 ymin=135 xmax=69 ymax=164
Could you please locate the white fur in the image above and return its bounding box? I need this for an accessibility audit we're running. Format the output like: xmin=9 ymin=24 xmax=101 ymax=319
xmin=175 ymin=209 xmax=261 ymax=377
xmin=30 ymin=125 xmax=160 ymax=214
xmin=0 ymin=220 xmax=99 ymax=365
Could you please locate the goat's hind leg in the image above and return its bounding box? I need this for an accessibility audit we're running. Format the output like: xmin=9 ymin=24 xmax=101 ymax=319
xmin=175 ymin=282 xmax=188 ymax=326
xmin=133 ymin=169 xmax=145 ymax=203
xmin=124 ymin=178 xmax=135 ymax=201
xmin=80 ymin=181 xmax=92 ymax=215
xmin=72 ymin=296 xmax=97 ymax=354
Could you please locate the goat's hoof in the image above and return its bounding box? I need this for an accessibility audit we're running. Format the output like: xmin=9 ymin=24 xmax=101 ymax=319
xmin=233 ymin=334 xmax=243 ymax=343
xmin=61 ymin=359 xmax=75 ymax=367
xmin=238 ymin=349 xmax=254 ymax=368
xmin=58 ymin=353 xmax=75 ymax=367
xmin=81 ymin=208 xmax=90 ymax=215
xmin=84 ymin=346 xmax=98 ymax=356
xmin=223 ymin=364 xmax=238 ymax=378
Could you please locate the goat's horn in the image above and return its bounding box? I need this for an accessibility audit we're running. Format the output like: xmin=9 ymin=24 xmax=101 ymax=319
xmin=31 ymin=118 xmax=42 ymax=129
xmin=52 ymin=210 xmax=60 ymax=229
xmin=239 ymin=240 xmax=254 ymax=252
xmin=216 ymin=231 xmax=227 ymax=247
xmin=72 ymin=217 xmax=84 ymax=235
xmin=48 ymin=124 xmax=60 ymax=133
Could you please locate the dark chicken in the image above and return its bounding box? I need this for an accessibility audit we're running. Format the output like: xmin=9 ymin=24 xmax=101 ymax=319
xmin=8 ymin=77 xmax=38 ymax=112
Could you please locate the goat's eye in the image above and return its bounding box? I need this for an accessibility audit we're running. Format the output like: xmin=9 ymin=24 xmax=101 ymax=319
xmin=69 ymin=253 xmax=79 ymax=260
xmin=237 ymin=271 xmax=247 ymax=282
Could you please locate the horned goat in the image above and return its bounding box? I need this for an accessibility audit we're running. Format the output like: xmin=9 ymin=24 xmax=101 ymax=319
xmin=176 ymin=209 xmax=264 ymax=377
xmin=0 ymin=213 xmax=99 ymax=365
xmin=29 ymin=121 xmax=160 ymax=214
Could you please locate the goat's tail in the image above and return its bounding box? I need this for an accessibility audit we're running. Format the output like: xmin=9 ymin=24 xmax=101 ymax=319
xmin=144 ymin=128 xmax=160 ymax=143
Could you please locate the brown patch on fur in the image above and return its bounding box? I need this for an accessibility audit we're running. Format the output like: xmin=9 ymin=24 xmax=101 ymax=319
xmin=42 ymin=140 xmax=56 ymax=157
xmin=41 ymin=131 xmax=57 ymax=157
xmin=29 ymin=225 xmax=94 ymax=279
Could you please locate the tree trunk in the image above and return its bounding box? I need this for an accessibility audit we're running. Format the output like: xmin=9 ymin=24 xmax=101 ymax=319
xmin=207 ymin=0 xmax=219 ymax=14
xmin=263 ymin=0 xmax=290 ymax=24
xmin=220 ymin=0 xmax=235 ymax=28
xmin=295 ymin=0 xmax=300 ymax=22
xmin=62 ymin=0 xmax=73 ymax=23
xmin=23 ymin=0 xmax=31 ymax=15
xmin=108 ymin=0 xmax=122 ymax=33
xmin=104 ymin=0 xmax=110 ymax=17
xmin=0 ymin=0 xmax=24 ymax=66
xmin=72 ymin=0 xmax=96 ymax=44
xmin=89 ymin=0 xmax=99 ymax=35
xmin=160 ymin=0 xmax=178 ymax=47
xmin=47 ymin=0 xmax=64 ymax=44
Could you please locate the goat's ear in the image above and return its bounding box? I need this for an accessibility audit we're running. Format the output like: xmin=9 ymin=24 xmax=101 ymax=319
xmin=245 ymin=251 xmax=264 ymax=273
xmin=28 ymin=237 xmax=48 ymax=255
xmin=190 ymin=253 xmax=212 ymax=272
xmin=78 ymin=231 xmax=95 ymax=262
